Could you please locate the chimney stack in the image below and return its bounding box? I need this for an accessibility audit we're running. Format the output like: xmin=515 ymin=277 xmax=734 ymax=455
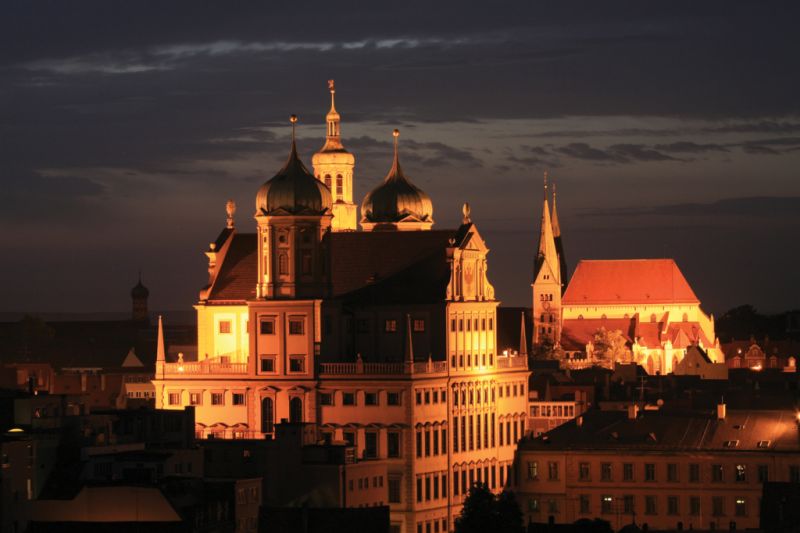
xmin=628 ymin=404 xmax=639 ymax=420
xmin=717 ymin=402 xmax=726 ymax=420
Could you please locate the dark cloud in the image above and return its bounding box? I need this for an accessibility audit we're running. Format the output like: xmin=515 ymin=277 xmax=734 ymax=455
xmin=654 ymin=141 xmax=729 ymax=153
xmin=554 ymin=143 xmax=678 ymax=163
xmin=581 ymin=196 xmax=800 ymax=218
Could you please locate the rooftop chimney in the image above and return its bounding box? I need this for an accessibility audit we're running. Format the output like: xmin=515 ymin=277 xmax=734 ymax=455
xmin=717 ymin=402 xmax=726 ymax=420
xmin=628 ymin=404 xmax=639 ymax=420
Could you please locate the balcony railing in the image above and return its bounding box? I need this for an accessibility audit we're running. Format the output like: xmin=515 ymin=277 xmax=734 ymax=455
xmin=496 ymin=356 xmax=527 ymax=369
xmin=161 ymin=360 xmax=248 ymax=375
xmin=319 ymin=360 xmax=450 ymax=377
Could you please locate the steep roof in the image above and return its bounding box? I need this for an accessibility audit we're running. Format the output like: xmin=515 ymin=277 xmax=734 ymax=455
xmin=563 ymin=259 xmax=699 ymax=306
xmin=206 ymin=229 xmax=461 ymax=304
xmin=519 ymin=408 xmax=799 ymax=453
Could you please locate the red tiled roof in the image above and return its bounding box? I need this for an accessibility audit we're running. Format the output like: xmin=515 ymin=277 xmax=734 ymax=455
xmin=207 ymin=234 xmax=258 ymax=302
xmin=563 ymin=259 xmax=699 ymax=305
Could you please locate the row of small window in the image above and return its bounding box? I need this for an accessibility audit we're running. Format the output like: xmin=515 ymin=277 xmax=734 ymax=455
xmin=415 ymin=519 xmax=448 ymax=533
xmin=452 ymin=415 xmax=525 ymax=453
xmin=453 ymin=382 xmax=526 ymax=407
xmin=538 ymin=293 xmax=554 ymax=301
xmin=321 ymin=174 xmax=345 ymax=198
xmin=538 ymin=313 xmax=555 ymax=323
xmin=532 ymin=495 xmax=750 ymax=518
xmin=449 ymin=317 xmax=494 ymax=332
xmin=359 ymin=318 xmax=426 ymax=334
xmin=167 ymin=391 xmax=247 ymax=406
xmin=219 ymin=317 xmax=307 ymax=335
xmin=415 ymin=471 xmax=448 ymax=503
xmin=126 ymin=391 xmax=155 ymax=399
xmin=415 ymin=388 xmax=447 ymax=405
xmin=450 ymin=353 xmax=494 ymax=368
xmin=415 ymin=427 xmax=447 ymax=458
xmin=529 ymin=404 xmax=576 ymax=418
xmin=323 ymin=430 xmax=402 ymax=459
xmin=529 ymin=461 xmax=799 ymax=484
xmin=259 ymin=354 xmax=306 ymax=373
xmin=452 ymin=464 xmax=514 ymax=497
xmin=348 ymin=475 xmax=384 ymax=492
xmin=321 ymin=391 xmax=402 ymax=407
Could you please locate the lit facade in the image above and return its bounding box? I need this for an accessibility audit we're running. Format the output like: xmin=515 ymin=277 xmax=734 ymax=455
xmin=152 ymin=83 xmax=529 ymax=533
xmin=532 ymin=179 xmax=724 ymax=372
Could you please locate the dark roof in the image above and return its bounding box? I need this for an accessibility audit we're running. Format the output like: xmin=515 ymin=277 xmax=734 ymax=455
xmin=207 ymin=229 xmax=462 ymax=304
xmin=255 ymin=140 xmax=332 ymax=216
xmin=0 ymin=318 xmax=195 ymax=370
xmin=520 ymin=408 xmax=800 ymax=452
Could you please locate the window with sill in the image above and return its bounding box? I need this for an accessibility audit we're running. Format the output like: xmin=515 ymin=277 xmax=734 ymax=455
xmin=385 ymin=319 xmax=397 ymax=332
xmin=211 ymin=393 xmax=224 ymax=405
xmin=168 ymin=392 xmax=181 ymax=405
xmin=413 ymin=319 xmax=425 ymax=332
xmin=218 ymin=320 xmax=232 ymax=334
xmin=289 ymin=356 xmax=305 ymax=373
xmin=260 ymin=319 xmax=275 ymax=335
xmin=259 ymin=356 xmax=275 ymax=373
xmin=365 ymin=392 xmax=378 ymax=406
xmin=288 ymin=318 xmax=304 ymax=335
xmin=578 ymin=462 xmax=590 ymax=481
xmin=644 ymin=463 xmax=656 ymax=481
xmin=189 ymin=392 xmax=202 ymax=406
xmin=319 ymin=393 xmax=333 ymax=406
xmin=388 ymin=432 xmax=400 ymax=458
xmin=343 ymin=392 xmax=355 ymax=406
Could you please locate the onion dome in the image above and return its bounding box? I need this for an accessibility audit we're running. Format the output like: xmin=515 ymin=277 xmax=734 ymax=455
xmin=256 ymin=115 xmax=333 ymax=216
xmin=360 ymin=129 xmax=434 ymax=230
xmin=131 ymin=273 xmax=149 ymax=299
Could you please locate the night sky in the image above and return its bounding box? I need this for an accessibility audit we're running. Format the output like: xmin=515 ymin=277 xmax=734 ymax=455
xmin=3 ymin=2 xmax=799 ymax=316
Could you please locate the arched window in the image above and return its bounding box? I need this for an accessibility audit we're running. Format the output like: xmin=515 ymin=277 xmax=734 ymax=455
xmin=290 ymin=397 xmax=303 ymax=423
xmin=336 ymin=175 xmax=343 ymax=199
xmin=261 ymin=397 xmax=274 ymax=435
xmin=682 ymin=313 xmax=688 ymax=322
xmin=324 ymin=174 xmax=332 ymax=189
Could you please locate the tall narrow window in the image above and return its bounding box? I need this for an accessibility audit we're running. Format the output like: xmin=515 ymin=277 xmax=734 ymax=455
xmin=324 ymin=175 xmax=332 ymax=189
xmin=336 ymin=175 xmax=343 ymax=199
xmin=289 ymin=397 xmax=302 ymax=423
xmin=279 ymin=254 xmax=289 ymax=275
xmin=261 ymin=397 xmax=274 ymax=434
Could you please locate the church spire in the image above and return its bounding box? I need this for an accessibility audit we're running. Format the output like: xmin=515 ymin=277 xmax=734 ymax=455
xmin=551 ymin=181 xmax=568 ymax=293
xmin=551 ymin=182 xmax=561 ymax=238
xmin=535 ymin=171 xmax=558 ymax=281
xmin=323 ymin=79 xmax=343 ymax=150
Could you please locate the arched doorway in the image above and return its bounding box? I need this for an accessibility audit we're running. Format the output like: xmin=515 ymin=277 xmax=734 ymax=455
xmin=290 ymin=397 xmax=303 ymax=423
xmin=261 ymin=397 xmax=274 ymax=435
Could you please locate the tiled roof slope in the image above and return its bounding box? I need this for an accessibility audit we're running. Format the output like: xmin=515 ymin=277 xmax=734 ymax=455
xmin=563 ymin=259 xmax=699 ymax=305
xmin=207 ymin=229 xmax=459 ymax=303
xmin=519 ymin=408 xmax=799 ymax=452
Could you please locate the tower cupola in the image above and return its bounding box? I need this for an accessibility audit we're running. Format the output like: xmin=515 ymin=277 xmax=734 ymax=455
xmin=360 ymin=129 xmax=434 ymax=231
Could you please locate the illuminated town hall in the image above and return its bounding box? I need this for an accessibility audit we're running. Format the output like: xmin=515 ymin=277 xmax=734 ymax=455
xmin=154 ymin=82 xmax=530 ymax=533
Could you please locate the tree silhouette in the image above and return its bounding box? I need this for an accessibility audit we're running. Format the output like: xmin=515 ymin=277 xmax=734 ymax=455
xmin=455 ymin=483 xmax=523 ymax=533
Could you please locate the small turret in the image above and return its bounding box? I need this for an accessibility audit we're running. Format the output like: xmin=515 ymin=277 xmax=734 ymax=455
xmin=131 ymin=272 xmax=149 ymax=323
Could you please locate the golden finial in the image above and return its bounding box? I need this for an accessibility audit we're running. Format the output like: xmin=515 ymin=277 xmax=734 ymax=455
xmin=225 ymin=199 xmax=236 ymax=229
xmin=328 ymin=79 xmax=335 ymax=94
xmin=393 ymin=128 xmax=400 ymax=155
xmin=290 ymin=114 xmax=298 ymax=144
xmin=543 ymin=170 xmax=549 ymax=199
xmin=462 ymin=202 xmax=471 ymax=224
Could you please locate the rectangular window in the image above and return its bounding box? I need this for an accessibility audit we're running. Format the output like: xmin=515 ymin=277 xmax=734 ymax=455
xmin=387 ymin=392 xmax=401 ymax=406
xmin=189 ymin=392 xmax=201 ymax=406
xmin=211 ymin=392 xmax=224 ymax=405
xmin=365 ymin=392 xmax=378 ymax=406
xmin=601 ymin=495 xmax=613 ymax=514
xmin=645 ymin=496 xmax=656 ymax=515
xmin=364 ymin=432 xmax=378 ymax=459
xmin=168 ymin=392 xmax=180 ymax=405
xmin=424 ymin=429 xmax=431 ymax=457
xmin=319 ymin=393 xmax=333 ymax=406
xmin=758 ymin=464 xmax=769 ymax=483
xmin=343 ymin=431 xmax=355 ymax=447
xmin=433 ymin=429 xmax=439 ymax=455
xmin=385 ymin=319 xmax=397 ymax=332
xmin=288 ymin=318 xmax=304 ymax=335
xmin=667 ymin=463 xmax=678 ymax=482
xmin=791 ymin=466 xmax=800 ymax=483
xmin=735 ymin=498 xmax=746 ymax=517
xmin=623 ymin=463 xmax=633 ymax=481
xmin=416 ymin=478 xmax=422 ymax=502
xmin=601 ymin=463 xmax=612 ymax=482
xmin=624 ymin=495 xmax=635 ymax=514
xmin=690 ymin=496 xmax=701 ymax=516
xmin=645 ymin=463 xmax=656 ymax=481
xmin=425 ymin=476 xmax=431 ymax=501
xmin=450 ymin=319 xmax=456 ymax=332
xmin=579 ymin=495 xmax=590 ymax=514
xmin=260 ymin=355 xmax=276 ymax=373
xmin=232 ymin=393 xmax=246 ymax=406
xmin=389 ymin=477 xmax=401 ymax=503
xmin=579 ymin=462 xmax=590 ymax=481
xmin=689 ymin=463 xmax=700 ymax=482
xmin=343 ymin=392 xmax=355 ymax=405
xmin=548 ymin=462 xmax=559 ymax=481
xmin=219 ymin=320 xmax=232 ymax=334
xmin=416 ymin=431 xmax=422 ymax=458
xmin=712 ymin=496 xmax=724 ymax=516
xmin=413 ymin=319 xmax=425 ymax=332
xmin=735 ymin=464 xmax=746 ymax=482
xmin=527 ymin=461 xmax=538 ymax=480
xmin=388 ymin=432 xmax=400 ymax=458
xmin=668 ymin=496 xmax=679 ymax=515
xmin=289 ymin=355 xmax=305 ymax=373
xmin=712 ymin=464 xmax=723 ymax=482
xmin=260 ymin=319 xmax=275 ymax=335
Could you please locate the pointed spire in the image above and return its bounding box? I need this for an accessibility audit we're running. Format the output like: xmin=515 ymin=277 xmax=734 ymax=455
xmin=534 ymin=171 xmax=559 ymax=283
xmin=551 ymin=183 xmax=561 ymax=238
xmin=520 ymin=311 xmax=528 ymax=357
xmin=405 ymin=313 xmax=414 ymax=363
xmin=320 ymin=79 xmax=344 ymax=150
xmin=386 ymin=128 xmax=405 ymax=182
xmin=156 ymin=315 xmax=165 ymax=364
